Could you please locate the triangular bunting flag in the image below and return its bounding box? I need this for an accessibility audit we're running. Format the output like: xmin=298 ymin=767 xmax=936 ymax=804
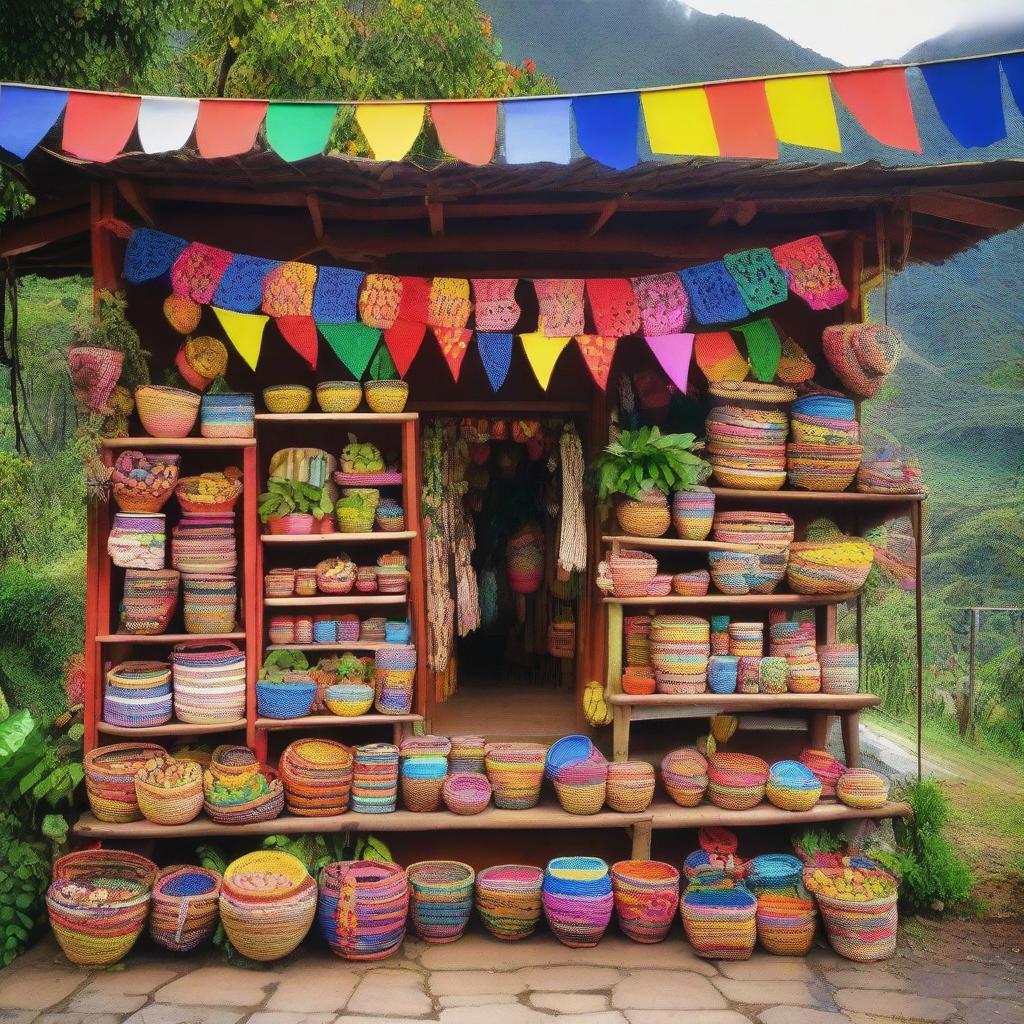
xmin=646 ymin=333 xmax=696 ymax=392
xmin=0 ymin=86 xmax=68 ymax=159
xmin=434 ymin=327 xmax=473 ymax=381
xmin=355 ymin=103 xmax=425 ymax=160
xmin=520 ymin=331 xmax=571 ymax=390
xmin=137 ymin=96 xmax=199 ymax=154
xmin=320 ymin=322 xmax=381 ymax=379
xmin=265 ymin=102 xmax=338 ymax=161
xmin=431 ymin=101 xmax=498 ymax=165
xmin=384 ymin=319 xmax=427 ymax=377
xmin=367 ymin=344 xmax=398 ymax=381
xmin=477 ymin=332 xmax=513 ymax=392
xmin=276 ymin=316 xmax=319 ymax=371
xmin=62 ymin=91 xmax=140 ymax=162
xmin=213 ymin=307 xmax=268 ymax=371
xmin=575 ymin=335 xmax=618 ymax=390
xmin=733 ymin=319 xmax=782 ymax=383
xmin=694 ymin=331 xmax=749 ymax=382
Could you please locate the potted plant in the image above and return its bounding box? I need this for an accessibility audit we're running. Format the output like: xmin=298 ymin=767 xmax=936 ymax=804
xmin=256 ymin=651 xmax=316 ymax=719
xmin=258 ymin=479 xmax=333 ymax=535
xmin=591 ymin=427 xmax=711 ymax=538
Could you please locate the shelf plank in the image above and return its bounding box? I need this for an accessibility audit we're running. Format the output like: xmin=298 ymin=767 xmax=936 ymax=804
xmin=264 ymin=595 xmax=406 ymax=607
xmin=256 ymin=413 xmax=417 ymax=423
xmin=265 ymin=642 xmax=405 ymax=652
xmin=261 ymin=531 xmax=415 ymax=544
xmin=96 ymin=632 xmax=247 ymax=644
xmin=609 ymin=693 xmax=879 ymax=710
xmin=102 ymin=437 xmax=255 ymax=449
xmin=97 ymin=720 xmax=246 ymax=737
xmin=648 ymin=799 xmax=910 ymax=829
xmin=711 ymin=487 xmax=925 ymax=505
xmin=602 ymin=535 xmax=759 ymax=553
xmin=603 ymin=593 xmax=858 ymax=607
xmin=255 ymin=713 xmax=423 ymax=731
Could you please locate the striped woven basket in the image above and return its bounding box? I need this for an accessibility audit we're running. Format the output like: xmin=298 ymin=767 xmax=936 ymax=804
xmin=606 ymin=761 xmax=656 ymax=813
xmin=364 ymin=380 xmax=409 ymax=413
xmin=542 ymin=857 xmax=614 ymax=948
xmin=804 ymin=866 xmax=898 ymax=962
xmin=836 ymin=768 xmax=890 ymax=809
xmin=681 ymin=882 xmax=757 ymax=960
xmin=280 ymin=738 xmax=353 ymax=817
xmin=765 ymin=760 xmax=822 ymax=812
xmin=611 ymin=860 xmax=681 ymax=943
xmin=318 ymin=860 xmax=409 ymax=960
xmin=85 ymin=742 xmax=167 ymax=823
xmin=407 ymin=861 xmax=476 ymax=944
xmin=442 ymin=772 xmax=492 ymax=815
xmin=476 ymin=865 xmax=544 ymax=941
xmin=149 ymin=865 xmax=222 ymax=953
xmin=135 ymin=385 xmax=200 ymax=438
xmin=706 ymin=752 xmax=769 ymax=811
xmin=756 ymin=893 xmax=817 ymax=956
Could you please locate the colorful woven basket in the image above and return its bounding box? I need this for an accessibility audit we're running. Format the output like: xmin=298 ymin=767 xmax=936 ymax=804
xmin=707 ymin=752 xmax=769 ymax=811
xmin=799 ymin=748 xmax=846 ymax=799
xmin=263 ymin=384 xmax=312 ymax=413
xmin=351 ymin=743 xmax=400 ymax=813
xmin=765 ymin=760 xmax=823 ymax=812
xmin=220 ymin=851 xmax=317 ymax=961
xmin=485 ymin=742 xmax=547 ymax=810
xmin=103 ymin=660 xmax=172 ymax=729
xmin=318 ymin=860 xmax=409 ymax=960
xmin=804 ymin=866 xmax=898 ymax=962
xmin=788 ymin=539 xmax=873 ymax=595
xmin=476 ymin=864 xmax=544 ymax=941
xmin=200 ymin=392 xmax=254 ymax=438
xmin=746 ymin=854 xmax=805 ymax=895
xmin=149 ymin=865 xmax=222 ymax=953
xmin=325 ymin=682 xmax=374 ymax=717
xmin=119 ymin=567 xmax=179 ymax=635
xmin=757 ymin=892 xmax=817 ymax=956
xmin=401 ymin=756 xmax=447 ymax=812
xmin=708 ymin=655 xmax=739 ymax=695
xmin=606 ymin=550 xmax=659 ymax=597
xmin=281 ymin=738 xmax=353 ymax=816
xmin=820 ymin=644 xmax=860 ymax=695
xmin=836 ymin=768 xmax=890 ymax=809
xmin=448 ymin=734 xmax=486 ymax=774
xmin=203 ymin=745 xmax=285 ymax=825
xmin=611 ymin=860 xmax=681 ymax=944
xmin=317 ymin=380 xmax=362 ymax=413
xmin=135 ymin=756 xmax=204 ymax=826
xmin=172 ymin=641 xmax=246 ymax=724
xmin=661 ymin=747 xmax=709 ymax=808
xmin=617 ymin=493 xmax=671 ymax=538
xmin=257 ymin=678 xmax=317 ymax=719
xmin=182 ymin=573 xmax=237 ymax=634
xmin=672 ymin=487 xmax=715 ymax=541
xmin=543 ymin=857 xmax=614 ymax=948
xmin=85 ymin=742 xmax=167 ymax=823
xmin=606 ymin=761 xmax=656 ymax=813
xmin=108 ymin=511 xmax=166 ymax=568
xmin=681 ymin=881 xmax=757 ymax=960
xmin=406 ymin=861 xmax=476 ymax=944
xmin=442 ymin=772 xmax=492 ymax=815
xmin=135 ymin=385 xmax=201 ymax=438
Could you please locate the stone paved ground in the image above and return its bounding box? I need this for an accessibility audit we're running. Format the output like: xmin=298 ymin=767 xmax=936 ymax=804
xmin=0 ymin=925 xmax=1021 ymax=1024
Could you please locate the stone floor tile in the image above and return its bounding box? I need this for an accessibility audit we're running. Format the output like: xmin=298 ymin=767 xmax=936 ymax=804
xmin=438 ymin=1007 xmax=547 ymax=1024
xmin=346 ymin=969 xmax=432 ymax=1018
xmin=555 ymin=1014 xmax=627 ymax=1024
xmin=0 ymin=1011 xmax=38 ymax=1024
xmin=66 ymin=992 xmax=146 ymax=1015
xmin=335 ymin=1019 xmax=434 ymax=1024
xmin=427 ymin=972 xmax=525 ymax=997
xmin=529 ymin=993 xmax=609 ymax=1013
xmin=719 ymin=959 xmax=814 ymax=982
xmin=35 ymin=1014 xmax=122 ymax=1024
xmin=123 ymin=1007 xmax=245 ymax=1024
xmin=517 ymin=967 xmax=619 ymax=992
xmin=436 ymin=995 xmax=518 ymax=1008
xmin=833 ymin=990 xmax=957 ymax=1021
xmin=0 ymin=970 xmax=86 ymax=1011
xmin=964 ymin=1000 xmax=1024 ymax=1024
xmin=264 ymin=963 xmax=359 ymax=1013
xmin=759 ymin=1008 xmax=852 ymax=1024
xmin=611 ymin=971 xmax=728 ymax=1011
xmin=623 ymin=1013 xmax=752 ymax=1024
xmin=80 ymin=969 xmax=180 ymax=997
xmin=824 ymin=972 xmax=910 ymax=992
xmin=155 ymin=968 xmax=279 ymax=1009
xmin=714 ymin=980 xmax=819 ymax=1006
xmin=907 ymin=972 xmax=1019 ymax=1000
xmin=245 ymin=1013 xmax=335 ymax=1024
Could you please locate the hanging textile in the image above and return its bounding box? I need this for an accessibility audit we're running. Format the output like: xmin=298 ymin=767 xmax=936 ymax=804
xmin=320 ymin=322 xmax=381 ymax=379
xmin=477 ymin=332 xmax=514 ymax=391
xmin=557 ymin=423 xmax=587 ymax=574
xmin=431 ymin=101 xmax=498 ymax=165
xmin=631 ymin=272 xmax=690 ymax=337
xmin=276 ymin=316 xmax=319 ymax=371
xmin=520 ymin=332 xmax=571 ymax=390
xmin=312 ymin=267 xmax=364 ymax=324
xmin=534 ymin=279 xmax=585 ymax=337
xmin=471 ymin=279 xmax=520 ymax=330
xmin=398 ymin=276 xmax=432 ymax=323
xmin=771 ymin=235 xmax=848 ymax=311
xmin=646 ymin=333 xmax=696 ymax=392
xmin=586 ymin=279 xmax=640 ymax=336
xmin=679 ymin=262 xmax=749 ymax=325
xmin=262 ymin=261 xmax=317 ymax=317
xmin=0 ymin=85 xmax=67 ymax=159
xmin=194 ymin=99 xmax=267 ymax=158
xmin=171 ymin=243 xmax=233 ymax=305
xmin=435 ymin=327 xmax=473 ymax=381
xmin=212 ymin=255 xmax=281 ymax=313
xmin=359 ymin=274 xmax=403 ymax=329
xmin=123 ymin=229 xmax=188 ymax=285
xmin=384 ymin=319 xmax=427 ymax=377
xmin=733 ymin=319 xmax=782 ymax=383
xmin=137 ymin=96 xmax=199 ymax=154
xmin=428 ymin=277 xmax=472 ymax=330
xmin=723 ymin=248 xmax=788 ymax=312
xmin=694 ymin=331 xmax=749 ymax=382
xmin=575 ymin=335 xmax=618 ymax=390
xmin=212 ymin=308 xmax=268 ymax=371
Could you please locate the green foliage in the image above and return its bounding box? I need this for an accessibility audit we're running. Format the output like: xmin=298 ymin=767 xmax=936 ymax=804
xmin=792 ymin=827 xmax=845 ymax=858
xmin=79 ymin=291 xmax=151 ymax=394
xmin=590 ymin=426 xmax=711 ymax=501
xmin=259 ymin=649 xmax=309 ymax=681
xmin=258 ymin=478 xmax=332 ymax=521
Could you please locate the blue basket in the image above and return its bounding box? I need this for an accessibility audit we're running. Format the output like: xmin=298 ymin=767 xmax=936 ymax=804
xmin=544 ymin=735 xmax=593 ymax=780
xmin=747 ymin=854 xmax=804 ymax=893
xmin=401 ymin=756 xmax=448 ymax=779
xmin=768 ymin=760 xmax=820 ymax=790
xmin=256 ymin=680 xmax=316 ymax=719
xmin=683 ymin=884 xmax=756 ymax=910
xmin=708 ymin=655 xmax=739 ymax=694
xmin=385 ymin=621 xmax=411 ymax=644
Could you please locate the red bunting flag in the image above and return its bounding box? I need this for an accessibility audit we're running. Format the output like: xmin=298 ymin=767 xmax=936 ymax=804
xmin=704 ymin=81 xmax=778 ymax=159
xmin=398 ymin=276 xmax=432 ymax=323
xmin=575 ymin=335 xmax=618 ymax=390
xmin=431 ymin=101 xmax=498 ymax=165
xmin=586 ymin=279 xmax=640 ymax=337
xmin=195 ymin=99 xmax=268 ymax=158
xmin=384 ymin=319 xmax=427 ymax=377
xmin=830 ymin=68 xmax=922 ymax=152
xmin=276 ymin=316 xmax=319 ymax=371
xmin=434 ymin=327 xmax=473 ymax=381
xmin=62 ymin=92 xmax=140 ymax=163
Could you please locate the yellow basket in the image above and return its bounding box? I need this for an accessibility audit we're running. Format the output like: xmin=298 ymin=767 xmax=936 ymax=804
xmin=263 ymin=385 xmax=312 ymax=413
xmin=364 ymin=380 xmax=409 ymax=413
xmin=135 ymin=775 xmax=204 ymax=826
xmin=317 ymin=380 xmax=362 ymax=413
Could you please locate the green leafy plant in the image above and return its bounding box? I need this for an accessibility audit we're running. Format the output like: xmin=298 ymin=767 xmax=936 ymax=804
xmin=792 ymin=826 xmax=846 ymax=859
xmin=259 ymin=650 xmax=309 ymax=682
xmin=590 ymin=426 xmax=710 ymax=502
xmin=73 ymin=290 xmax=151 ymax=395
xmin=258 ymin=478 xmax=333 ymax=522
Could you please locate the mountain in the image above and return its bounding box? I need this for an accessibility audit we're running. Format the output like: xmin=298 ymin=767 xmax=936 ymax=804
xmin=902 ymin=17 xmax=1024 ymax=62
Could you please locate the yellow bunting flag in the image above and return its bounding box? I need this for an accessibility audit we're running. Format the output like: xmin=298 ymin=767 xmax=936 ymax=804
xmin=213 ymin=306 xmax=268 ymax=371
xmin=520 ymin=331 xmax=571 ymax=390
xmin=640 ymin=87 xmax=720 ymax=156
xmin=764 ymin=75 xmax=841 ymax=152
xmin=355 ymin=104 xmax=426 ymax=160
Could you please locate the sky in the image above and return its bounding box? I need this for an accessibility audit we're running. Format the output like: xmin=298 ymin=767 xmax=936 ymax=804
xmin=680 ymin=0 xmax=1022 ymax=65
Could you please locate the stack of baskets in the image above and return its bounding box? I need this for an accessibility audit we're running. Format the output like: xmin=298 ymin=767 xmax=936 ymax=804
xmin=681 ymin=879 xmax=758 ymax=960
xmin=181 ymin=573 xmax=237 ymax=633
xmin=172 ymin=515 xmax=237 ymax=574
xmin=819 ymin=644 xmax=859 ymax=694
xmin=108 ymin=512 xmax=166 ymax=569
xmin=485 ymin=742 xmax=547 ymax=810
xmin=746 ymin=854 xmax=805 ymax=895
xmin=475 ymin=864 xmax=544 ymax=941
xmin=765 ymin=760 xmax=823 ymax=811
xmin=172 ymin=641 xmax=246 ymax=724
xmin=747 ymin=854 xmax=817 ymax=956
xmin=611 ymin=860 xmax=681 ymax=943
xmin=769 ymin=615 xmax=821 ymax=691
xmin=624 ymin=615 xmax=652 ymax=666
xmin=376 ymin=552 xmax=410 ymax=594
xmin=661 ymin=747 xmax=709 ymax=807
xmin=85 ymin=742 xmax=166 ymax=822
xmin=707 ymin=752 xmax=769 ymax=810
xmin=799 ymin=748 xmax=846 ymax=799
xmin=804 ymin=864 xmax=899 ymax=961
xmin=442 ymin=772 xmax=492 ymax=815
xmin=728 ymin=621 xmax=764 ymax=658
xmin=280 ymin=738 xmax=353 ymax=816
xmin=318 ymin=860 xmax=409 ymax=960
xmin=606 ymin=761 xmax=656 ymax=812
xmin=542 ymin=857 xmax=614 ymax=948
xmin=713 ymin=510 xmax=795 ymax=550
xmin=103 ymin=661 xmax=173 ymax=729
xmin=449 ymin=735 xmax=486 ymax=774
xmin=203 ymin=745 xmax=285 ymax=824
xmin=546 ymin=735 xmax=608 ymax=815
xmin=710 ymin=615 xmax=730 ymax=655
xmin=149 ymin=865 xmax=222 ymax=953
xmin=351 ymin=743 xmax=400 ymax=813
xmin=705 ymin=403 xmax=789 ymax=491
xmin=219 ymin=851 xmax=317 ymax=961
xmin=400 ymin=735 xmax=451 ymax=812
xmin=200 ymin=392 xmax=254 ymax=438
xmin=406 ymin=861 xmax=476 ymax=943
xmin=650 ymin=615 xmax=710 ymax=694
xmin=47 ymin=850 xmax=158 ymax=966
xmin=374 ymin=645 xmax=416 ymax=714
xmin=120 ymin=568 xmax=179 ymax=635
xmin=787 ymin=537 xmax=874 ymax=595
xmin=672 ymin=487 xmax=715 ymax=540
xmin=787 ymin=395 xmax=862 ymax=491
xmin=506 ymin=524 xmax=545 ymax=593
xmin=836 ymin=768 xmax=890 ymax=809
xmin=605 ymin=550 xmax=658 ymax=597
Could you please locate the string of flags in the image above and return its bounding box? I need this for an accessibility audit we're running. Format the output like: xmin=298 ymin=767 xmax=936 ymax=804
xmin=2 ymin=51 xmax=1024 ymax=166
xmin=124 ymin=227 xmax=848 ymax=393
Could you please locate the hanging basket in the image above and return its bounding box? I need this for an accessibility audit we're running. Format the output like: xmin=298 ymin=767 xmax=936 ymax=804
xmin=66 ymin=346 xmax=123 ymax=412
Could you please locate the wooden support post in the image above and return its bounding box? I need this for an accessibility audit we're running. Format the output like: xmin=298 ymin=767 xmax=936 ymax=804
xmin=612 ymin=706 xmax=631 ymax=764
xmin=841 ymin=711 xmax=861 ymax=768
xmin=404 ymin=418 xmax=430 ymax=721
xmin=242 ymin=444 xmax=263 ymax=758
xmin=89 ymin=182 xmax=118 ymax=309
xmin=913 ymin=500 xmax=925 ymax=779
xmin=630 ymin=819 xmax=653 ymax=859
xmin=964 ymin=607 xmax=978 ymax=740
xmin=808 ymin=711 xmax=830 ymax=750
xmin=83 ymin=499 xmax=101 ymax=753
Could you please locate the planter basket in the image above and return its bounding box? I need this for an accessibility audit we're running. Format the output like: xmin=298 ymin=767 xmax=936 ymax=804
xmin=112 ymin=451 xmax=180 ymax=512
xmin=617 ymin=495 xmax=670 ymax=538
xmin=681 ymin=883 xmax=757 ymax=960
xmin=406 ymin=861 xmax=476 ymax=943
xmin=318 ymin=860 xmax=409 ymax=960
xmin=476 ymin=864 xmax=544 ymax=941
xmin=85 ymin=742 xmax=167 ymax=822
xmin=203 ymin=745 xmax=285 ymax=825
xmin=611 ymin=860 xmax=681 ymax=943
xmin=135 ymin=771 xmax=204 ymax=826
xmin=67 ymin=346 xmax=123 ymax=411
xmin=150 ymin=866 xmax=222 ymax=952
xmin=804 ymin=866 xmax=898 ymax=962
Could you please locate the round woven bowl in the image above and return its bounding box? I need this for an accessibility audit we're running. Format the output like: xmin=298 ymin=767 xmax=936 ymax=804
xmin=836 ymin=768 xmax=890 ymax=809
xmin=112 ymin=452 xmax=180 ymax=512
xmin=406 ymin=861 xmax=476 ymax=944
xmin=672 ymin=487 xmax=715 ymax=541
xmin=135 ymin=385 xmax=200 ymax=438
xmin=554 ymin=778 xmax=607 ymax=815
xmin=765 ymin=760 xmax=822 ymax=812
xmin=442 ymin=772 xmax=492 ymax=815
xmin=617 ymin=498 xmax=670 ymax=538
xmin=85 ymin=742 xmax=168 ymax=823
xmin=325 ymin=683 xmax=374 ymax=717
xmin=317 ymin=380 xmax=362 ymax=413
xmin=611 ymin=860 xmax=681 ymax=943
xmin=135 ymin=773 xmax=204 ymax=826
xmin=476 ymin=865 xmax=543 ymax=941
xmin=606 ymin=761 xmax=656 ymax=813
xmin=364 ymin=380 xmax=409 ymax=413
xmin=263 ymin=384 xmax=312 ymax=413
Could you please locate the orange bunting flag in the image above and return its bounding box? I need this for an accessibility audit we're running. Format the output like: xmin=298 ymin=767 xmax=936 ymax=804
xmin=195 ymin=99 xmax=268 ymax=158
xmin=435 ymin=327 xmax=473 ymax=381
xmin=575 ymin=335 xmax=618 ymax=390
xmin=705 ymin=81 xmax=778 ymax=159
xmin=831 ymin=67 xmax=922 ymax=152
xmin=431 ymin=101 xmax=498 ymax=165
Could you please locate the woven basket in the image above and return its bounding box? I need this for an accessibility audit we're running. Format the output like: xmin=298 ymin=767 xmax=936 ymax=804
xmin=407 ymin=861 xmax=476 ymax=944
xmin=607 ymin=550 xmax=658 ymax=597
xmin=765 ymin=760 xmax=822 ymax=812
xmin=799 ymin=748 xmax=846 ymax=799
xmin=280 ymin=738 xmax=353 ymax=817
xmin=135 ymin=385 xmax=200 ymax=438
xmin=263 ymin=384 xmax=312 ymax=413
xmin=135 ymin=770 xmax=204 ymax=826
xmin=606 ymin=761 xmax=656 ymax=813
xmin=112 ymin=451 xmax=180 ymax=512
xmin=757 ymin=893 xmax=817 ymax=956
xmin=805 ymin=866 xmax=898 ymax=962
xmin=476 ymin=865 xmax=543 ymax=941
xmin=554 ymin=778 xmax=607 ymax=815
xmin=318 ymin=861 xmax=409 ymax=960
xmin=66 ymin=345 xmax=123 ymax=411
xmin=337 ymin=503 xmax=375 ymax=533
xmin=836 ymin=768 xmax=890 ymax=809
xmin=788 ymin=540 xmax=873 ymax=595
xmin=364 ymin=380 xmax=409 ymax=413
xmin=612 ymin=860 xmax=681 ymax=943
xmin=485 ymin=742 xmax=547 ymax=809
xmin=662 ymin=747 xmax=709 ymax=808
xmin=172 ymin=641 xmax=246 ymax=724
xmin=176 ymin=474 xmax=242 ymax=514
xmin=617 ymin=496 xmax=670 ymax=538
xmin=681 ymin=883 xmax=757 ymax=960
xmin=256 ymin=679 xmax=317 ymax=719
xmin=543 ymin=857 xmax=614 ymax=948
xmin=220 ymin=851 xmax=317 ymax=961
xmin=150 ymin=865 xmax=222 ymax=953
xmin=442 ymin=772 xmax=492 ymax=815
xmin=707 ymin=752 xmax=769 ymax=811
xmin=103 ymin=660 xmax=172 ymax=729
xmin=672 ymin=487 xmax=716 ymax=541
xmin=401 ymin=760 xmax=447 ymax=813
xmin=203 ymin=745 xmax=286 ymax=825
xmin=85 ymin=742 xmax=167 ymax=822
xmin=47 ymin=850 xmax=157 ymax=966
xmin=325 ymin=682 xmax=374 ymax=717
xmin=317 ymin=380 xmax=362 ymax=413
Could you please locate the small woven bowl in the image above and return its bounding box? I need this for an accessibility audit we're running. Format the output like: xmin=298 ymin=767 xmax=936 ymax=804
xmin=364 ymin=380 xmax=409 ymax=413
xmin=442 ymin=772 xmax=492 ymax=815
xmin=263 ymin=385 xmax=312 ymax=413
xmin=317 ymin=381 xmax=362 ymax=413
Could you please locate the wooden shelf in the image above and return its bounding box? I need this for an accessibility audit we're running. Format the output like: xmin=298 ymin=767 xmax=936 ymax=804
xmin=102 ymin=437 xmax=255 ymax=449
xmin=648 ymin=799 xmax=910 ymax=829
xmin=96 ymin=632 xmax=247 ymax=644
xmin=265 ymin=642 xmax=405 ymax=652
xmin=609 ymin=693 xmax=879 ymax=710
xmin=604 ymin=593 xmax=858 ymax=606
xmin=261 ymin=531 xmax=415 ymax=544
xmin=264 ymin=595 xmax=406 ymax=607
xmin=711 ymin=487 xmax=926 ymax=505
xmin=255 ymin=713 xmax=423 ymax=730
xmin=97 ymin=720 xmax=246 ymax=737
xmin=602 ymin=535 xmax=759 ymax=553
xmin=256 ymin=413 xmax=417 ymax=423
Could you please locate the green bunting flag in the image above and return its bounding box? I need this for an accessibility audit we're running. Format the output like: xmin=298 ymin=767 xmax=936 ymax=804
xmin=265 ymin=102 xmax=338 ymax=162
xmin=734 ymin=318 xmax=782 ymax=383
xmin=367 ymin=344 xmax=399 ymax=381
xmin=320 ymin=322 xmax=381 ymax=379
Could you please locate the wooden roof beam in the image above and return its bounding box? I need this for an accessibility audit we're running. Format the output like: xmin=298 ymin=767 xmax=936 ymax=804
xmin=115 ymin=179 xmax=155 ymax=226
xmin=708 ymin=200 xmax=758 ymax=227
xmin=0 ymin=207 xmax=91 ymax=257
xmin=426 ymin=197 xmax=445 ymax=236
xmin=588 ymin=198 xmax=621 ymax=236
xmin=306 ymin=192 xmax=324 ymax=240
xmin=909 ymin=192 xmax=1024 ymax=231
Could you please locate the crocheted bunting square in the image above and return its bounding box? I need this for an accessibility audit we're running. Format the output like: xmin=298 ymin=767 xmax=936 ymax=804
xmin=262 ymin=261 xmax=317 ymax=317
xmin=434 ymin=326 xmax=473 ymax=381
xmin=428 ymin=278 xmax=472 ymax=330
xmin=312 ymin=267 xmax=364 ymax=324
xmin=723 ymin=248 xmax=788 ymax=313
xmin=586 ymin=279 xmax=640 ymax=337
xmin=124 ymin=229 xmax=188 ymax=285
xmin=212 ymin=254 xmax=281 ymax=313
xmin=276 ymin=315 xmax=319 ymax=371
xmin=320 ymin=323 xmax=381 ymax=379
xmin=471 ymin=279 xmax=520 ymax=331
xmin=771 ymin=235 xmax=849 ymax=311
xmin=679 ymin=262 xmax=749 ymax=325
xmin=384 ymin=319 xmax=427 ymax=377
xmin=575 ymin=335 xmax=618 ymax=390
xmin=534 ymin=279 xmax=585 ymax=337
xmin=733 ymin=319 xmax=782 ymax=383
xmin=358 ymin=274 xmax=403 ymax=329
xmin=477 ymin=331 xmax=513 ymax=391
xmin=631 ymin=272 xmax=690 ymax=337
xmin=171 ymin=242 xmax=234 ymax=304
xmin=694 ymin=331 xmax=749 ymax=382
xmin=398 ymin=276 xmax=432 ymax=324
xmin=776 ymin=336 xmax=816 ymax=384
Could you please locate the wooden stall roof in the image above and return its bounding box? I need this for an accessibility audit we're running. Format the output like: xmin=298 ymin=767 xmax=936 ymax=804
xmin=6 ymin=147 xmax=1024 ymax=275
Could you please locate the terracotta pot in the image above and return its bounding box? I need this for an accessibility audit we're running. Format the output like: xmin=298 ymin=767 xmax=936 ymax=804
xmin=266 ymin=513 xmax=315 ymax=535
